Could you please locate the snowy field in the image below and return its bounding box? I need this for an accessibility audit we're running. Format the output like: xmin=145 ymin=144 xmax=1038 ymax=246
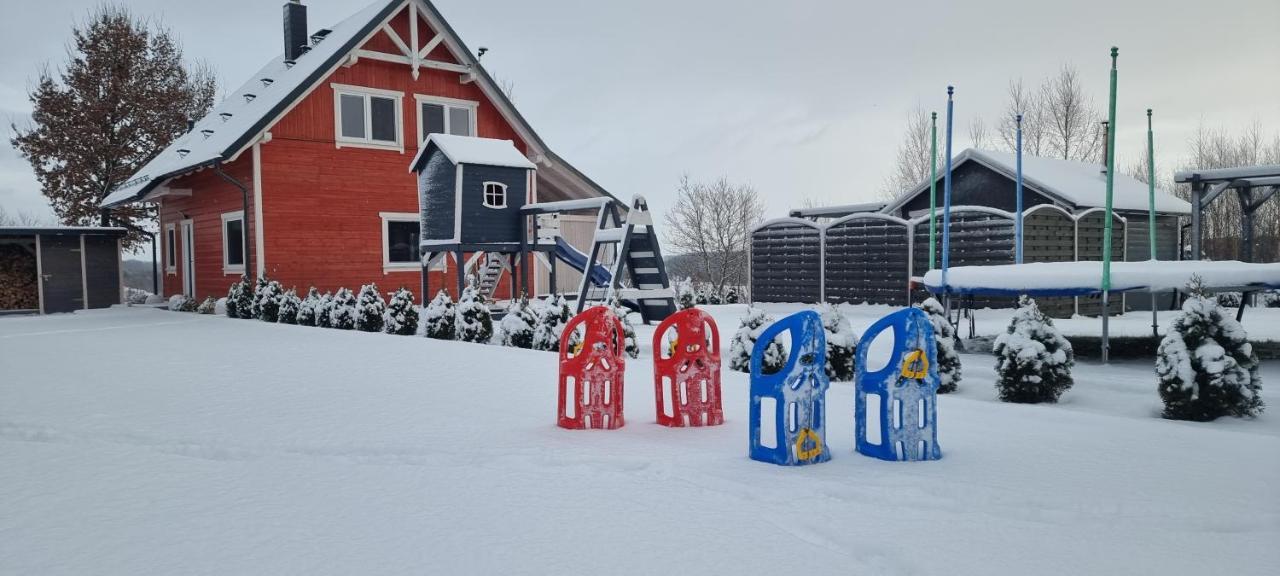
xmin=2 ymin=305 xmax=1277 ymax=575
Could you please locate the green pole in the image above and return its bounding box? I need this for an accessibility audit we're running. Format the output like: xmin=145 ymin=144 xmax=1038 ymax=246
xmin=1101 ymin=47 xmax=1118 ymax=292
xmin=929 ymin=112 xmax=938 ymax=270
xmin=1146 ymin=109 xmax=1156 ymax=259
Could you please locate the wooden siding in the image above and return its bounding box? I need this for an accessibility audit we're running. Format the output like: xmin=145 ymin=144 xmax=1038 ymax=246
xmin=158 ymin=157 xmax=256 ymax=302
xmin=751 ymin=222 xmax=822 ymax=303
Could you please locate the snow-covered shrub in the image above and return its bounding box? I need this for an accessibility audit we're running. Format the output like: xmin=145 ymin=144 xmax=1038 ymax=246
xmin=214 ymin=297 xmax=227 ymax=316
xmin=695 ymin=288 xmax=709 ymax=305
xmin=248 ymin=277 xmax=268 ymax=318
xmin=724 ymin=287 xmax=740 ymax=304
xmin=919 ymin=297 xmax=961 ymax=393
xmin=315 ymin=291 xmax=336 ymax=328
xmin=454 ymin=281 xmax=493 ymax=343
xmin=498 ymin=294 xmax=537 ymax=349
xmin=383 ymin=288 xmax=418 ymax=336
xmin=233 ymin=278 xmax=254 ymax=319
xmin=145 ymin=294 xmax=166 ymax=305
xmin=729 ymin=307 xmax=786 ymax=374
xmin=254 ymin=279 xmax=283 ymax=323
xmin=167 ymin=294 xmax=189 ymax=311
xmin=1215 ymin=291 xmax=1242 ymax=308
xmin=277 ymin=289 xmax=301 ymax=325
xmin=993 ymin=296 xmax=1074 ymax=403
xmin=1262 ymin=290 xmax=1280 ymax=308
xmin=707 ymin=288 xmax=723 ymax=305
xmin=296 ymin=288 xmax=320 ymax=327
xmin=816 ymin=303 xmax=858 ymax=382
xmin=224 ymin=279 xmax=246 ymax=318
xmin=1156 ymin=278 xmax=1263 ymax=421
xmin=355 ymin=283 xmax=386 ymax=333
xmin=196 ymin=297 xmax=217 ymax=315
xmin=608 ymin=296 xmax=639 ymax=359
xmin=533 ymin=295 xmax=571 ymax=351
xmin=329 ymin=288 xmax=358 ymax=330
xmin=678 ymin=287 xmax=695 ymax=310
xmin=424 ymin=290 xmax=456 ymax=340
xmin=125 ymin=287 xmax=152 ymax=305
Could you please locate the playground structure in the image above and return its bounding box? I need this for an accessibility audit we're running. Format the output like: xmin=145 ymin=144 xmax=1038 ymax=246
xmin=748 ymin=310 xmax=831 ymax=466
xmin=855 ymin=308 xmax=941 ymax=462
xmin=411 ymin=134 xmax=676 ymax=323
xmin=652 ymin=308 xmax=723 ymax=427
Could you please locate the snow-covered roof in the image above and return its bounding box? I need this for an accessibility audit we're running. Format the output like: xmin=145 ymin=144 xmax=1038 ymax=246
xmin=923 ymin=260 xmax=1280 ymax=296
xmin=102 ymin=0 xmax=615 ymax=209
xmin=0 ymin=226 xmax=128 ymax=236
xmin=409 ymin=134 xmax=536 ymax=171
xmin=883 ymin=148 xmax=1191 ymax=216
xmin=102 ymin=0 xmax=400 ymax=208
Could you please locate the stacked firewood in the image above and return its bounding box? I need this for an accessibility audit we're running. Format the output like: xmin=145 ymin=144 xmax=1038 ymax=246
xmin=0 ymin=243 xmax=39 ymax=310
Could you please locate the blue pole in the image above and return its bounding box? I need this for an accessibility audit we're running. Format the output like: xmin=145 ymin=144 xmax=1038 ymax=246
xmin=1015 ymin=113 xmax=1024 ymax=264
xmin=941 ymin=86 xmax=955 ymax=294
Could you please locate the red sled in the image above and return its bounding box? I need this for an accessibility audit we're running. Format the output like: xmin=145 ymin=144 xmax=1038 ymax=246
xmin=653 ymin=307 xmax=723 ymax=427
xmin=558 ymin=306 xmax=626 ymax=430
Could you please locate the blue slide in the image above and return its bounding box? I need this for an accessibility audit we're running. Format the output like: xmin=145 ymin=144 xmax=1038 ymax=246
xmin=554 ymin=237 xmax=612 ymax=287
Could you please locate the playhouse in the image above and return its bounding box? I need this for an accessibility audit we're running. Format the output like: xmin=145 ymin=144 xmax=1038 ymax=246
xmin=410 ymin=134 xmax=678 ymax=322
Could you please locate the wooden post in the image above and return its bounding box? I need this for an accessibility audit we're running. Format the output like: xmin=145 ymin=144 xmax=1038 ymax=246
xmin=455 ymin=249 xmax=465 ymax=298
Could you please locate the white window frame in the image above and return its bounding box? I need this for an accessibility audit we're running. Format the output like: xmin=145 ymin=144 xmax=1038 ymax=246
xmin=221 ymin=210 xmax=246 ymax=275
xmin=482 ymin=182 xmax=508 ymax=209
xmin=332 ymin=83 xmax=404 ymax=153
xmin=380 ymin=212 xmax=422 ymax=273
xmin=165 ymin=222 xmax=177 ymax=274
xmin=414 ymin=94 xmax=478 ymax=142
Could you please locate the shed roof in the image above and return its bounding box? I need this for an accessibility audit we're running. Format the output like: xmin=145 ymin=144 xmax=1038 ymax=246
xmin=409 ymin=134 xmax=536 ymax=171
xmin=0 ymin=226 xmax=128 ymax=237
xmin=883 ymin=148 xmax=1191 ymax=216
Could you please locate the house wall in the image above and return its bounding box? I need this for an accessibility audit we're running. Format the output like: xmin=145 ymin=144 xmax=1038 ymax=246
xmin=157 ymin=157 xmax=256 ymax=301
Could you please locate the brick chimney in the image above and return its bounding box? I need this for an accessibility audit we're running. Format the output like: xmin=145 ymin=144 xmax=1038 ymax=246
xmin=283 ymin=0 xmax=308 ymax=61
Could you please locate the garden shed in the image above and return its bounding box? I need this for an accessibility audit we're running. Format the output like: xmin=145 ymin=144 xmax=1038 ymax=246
xmin=0 ymin=227 xmax=125 ymax=314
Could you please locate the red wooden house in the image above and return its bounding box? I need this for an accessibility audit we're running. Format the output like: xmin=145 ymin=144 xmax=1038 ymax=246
xmin=102 ymin=0 xmax=613 ymax=303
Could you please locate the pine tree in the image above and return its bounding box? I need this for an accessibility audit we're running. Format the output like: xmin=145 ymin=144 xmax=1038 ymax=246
xmin=423 ymin=289 xmax=456 ymax=340
xmin=277 ymin=288 xmax=300 ymax=325
xmin=9 ymin=6 xmax=216 ymax=244
xmin=993 ymin=296 xmax=1074 ymax=403
xmin=233 ymin=277 xmax=255 ymax=319
xmin=708 ymin=288 xmax=723 ymax=305
xmin=454 ymin=280 xmax=493 ymax=343
xmin=724 ymin=287 xmax=740 ymax=304
xmin=315 ymin=291 xmax=336 ymax=329
xmin=816 ymin=303 xmax=858 ymax=381
xmin=608 ymin=296 xmax=639 ymax=359
xmin=354 ymin=283 xmax=386 ymax=333
xmin=224 ymin=279 xmax=244 ymax=318
xmin=678 ymin=287 xmax=696 ymax=310
xmin=919 ymin=297 xmax=962 ymax=393
xmin=498 ymin=294 xmax=537 ymax=349
xmin=533 ymin=294 xmax=571 ymax=351
xmin=254 ymin=279 xmax=282 ymax=323
xmin=1157 ymin=278 xmax=1263 ymax=421
xmin=296 ymin=287 xmax=320 ymax=327
xmin=696 ymin=288 xmax=709 ymax=305
xmin=330 ymin=288 xmax=358 ymax=330
xmin=383 ymin=288 xmax=419 ymax=336
xmin=729 ymin=307 xmax=786 ymax=373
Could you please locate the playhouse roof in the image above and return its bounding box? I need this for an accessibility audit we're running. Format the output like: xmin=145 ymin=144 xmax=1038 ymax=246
xmin=102 ymin=0 xmax=613 ymax=208
xmin=882 ymin=148 xmax=1191 ymax=216
xmin=409 ymin=134 xmax=536 ymax=171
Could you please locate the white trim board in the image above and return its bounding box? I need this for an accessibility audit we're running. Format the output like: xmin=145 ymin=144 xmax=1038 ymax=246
xmin=221 ymin=210 xmax=246 ymax=275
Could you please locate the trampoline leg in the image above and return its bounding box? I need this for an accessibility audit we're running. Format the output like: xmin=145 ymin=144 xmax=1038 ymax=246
xmin=1101 ymin=290 xmax=1110 ymax=364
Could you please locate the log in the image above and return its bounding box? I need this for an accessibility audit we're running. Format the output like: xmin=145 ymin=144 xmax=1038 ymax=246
xmin=0 ymin=243 xmax=39 ymax=310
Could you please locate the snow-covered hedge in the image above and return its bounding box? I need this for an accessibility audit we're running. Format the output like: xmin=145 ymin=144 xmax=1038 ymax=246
xmin=498 ymin=295 xmax=537 ymax=349
xmin=253 ymin=279 xmax=283 ymax=323
xmin=609 ymin=296 xmax=639 ymax=359
xmin=383 ymin=288 xmax=418 ymax=336
xmin=919 ymin=297 xmax=961 ymax=393
xmin=815 ymin=303 xmax=857 ymax=381
xmin=277 ymin=289 xmax=301 ymax=325
xmin=330 ymin=288 xmax=357 ymax=330
xmin=355 ymin=283 xmax=386 ymax=333
xmin=125 ymin=287 xmax=152 ymax=305
xmin=315 ymin=292 xmax=336 ymax=328
xmin=1157 ymin=280 xmax=1264 ymax=421
xmin=729 ymin=307 xmax=786 ymax=374
xmin=993 ymin=296 xmax=1073 ymax=403
xmin=167 ymin=294 xmax=189 ymax=311
xmin=454 ymin=280 xmax=492 ymax=343
xmin=424 ymin=290 xmax=456 ymax=340
xmin=296 ymin=288 xmax=320 ymax=327
xmin=196 ymin=297 xmax=217 ymax=315
xmin=533 ymin=295 xmax=571 ymax=351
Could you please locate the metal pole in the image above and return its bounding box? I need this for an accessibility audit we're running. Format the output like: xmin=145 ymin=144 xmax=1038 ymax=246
xmin=941 ymin=86 xmax=955 ymax=315
xmin=1147 ymin=109 xmax=1158 ymax=337
xmin=1190 ymin=177 xmax=1202 ymax=260
xmin=1015 ymin=113 xmax=1024 ymax=264
xmin=1100 ymin=47 xmax=1119 ymax=364
xmin=929 ymin=111 xmax=938 ymax=270
xmin=151 ymin=233 xmax=158 ymax=294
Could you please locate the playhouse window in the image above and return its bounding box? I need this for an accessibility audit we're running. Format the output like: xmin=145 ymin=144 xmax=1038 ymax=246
xmin=416 ymin=95 xmax=476 ymax=140
xmin=165 ymin=223 xmax=176 ymax=274
xmin=332 ymin=84 xmax=403 ymax=150
xmin=381 ymin=213 xmax=420 ymax=270
xmin=221 ymin=211 xmax=245 ymax=274
xmin=483 ymin=182 xmax=507 ymax=209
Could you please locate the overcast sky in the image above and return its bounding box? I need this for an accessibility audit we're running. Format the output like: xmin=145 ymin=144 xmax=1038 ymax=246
xmin=2 ymin=0 xmax=1277 ymax=253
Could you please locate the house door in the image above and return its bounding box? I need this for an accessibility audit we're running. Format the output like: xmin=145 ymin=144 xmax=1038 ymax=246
xmin=180 ymin=220 xmax=195 ymax=298
xmin=38 ymin=235 xmax=84 ymax=313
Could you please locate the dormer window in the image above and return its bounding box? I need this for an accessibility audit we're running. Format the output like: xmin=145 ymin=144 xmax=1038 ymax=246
xmin=332 ymin=84 xmax=403 ymax=152
xmin=482 ymin=182 xmax=507 ymax=209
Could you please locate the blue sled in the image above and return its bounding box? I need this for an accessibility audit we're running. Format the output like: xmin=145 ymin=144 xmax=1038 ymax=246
xmin=749 ymin=310 xmax=830 ymax=466
xmin=855 ymin=308 xmax=942 ymax=462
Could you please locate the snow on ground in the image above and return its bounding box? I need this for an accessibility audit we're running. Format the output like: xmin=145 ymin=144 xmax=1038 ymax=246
xmin=1 ymin=305 xmax=1278 ymax=575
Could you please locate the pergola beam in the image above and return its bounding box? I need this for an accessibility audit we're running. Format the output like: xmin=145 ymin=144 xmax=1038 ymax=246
xmin=1174 ymin=164 xmax=1280 ymax=183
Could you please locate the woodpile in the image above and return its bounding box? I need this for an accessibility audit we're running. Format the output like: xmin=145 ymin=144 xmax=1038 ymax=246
xmin=0 ymin=242 xmax=39 ymax=310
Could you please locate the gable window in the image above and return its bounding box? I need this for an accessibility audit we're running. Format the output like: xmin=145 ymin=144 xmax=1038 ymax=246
xmin=165 ymin=223 xmax=177 ymax=274
xmin=332 ymin=84 xmax=404 ymax=151
xmin=415 ymin=95 xmax=477 ymax=141
xmin=381 ymin=212 xmax=421 ymax=271
xmin=482 ymin=182 xmax=507 ymax=209
xmin=221 ymin=211 xmax=245 ymax=274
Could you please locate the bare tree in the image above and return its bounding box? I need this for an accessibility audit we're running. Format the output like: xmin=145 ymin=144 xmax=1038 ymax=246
xmin=998 ymin=79 xmax=1050 ymax=156
xmin=663 ymin=175 xmax=765 ymax=295
xmin=881 ymin=106 xmax=935 ymax=199
xmin=1174 ymin=122 xmax=1280 ymax=262
xmin=968 ymin=117 xmax=991 ymax=149
xmin=0 ymin=206 xmax=50 ymax=226
xmin=1041 ymin=65 xmax=1103 ymax=162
